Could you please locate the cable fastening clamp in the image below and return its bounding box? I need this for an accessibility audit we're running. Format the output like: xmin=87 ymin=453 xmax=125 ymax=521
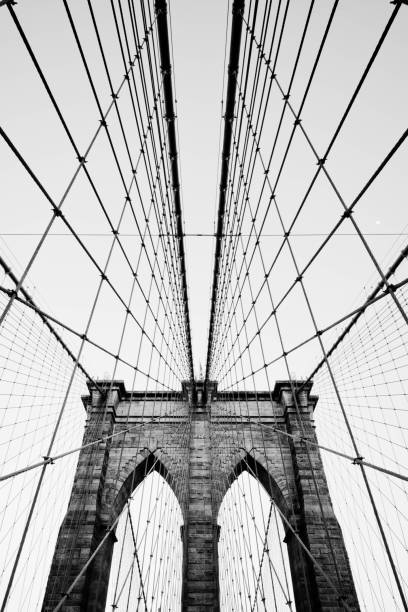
xmin=342 ymin=208 xmax=353 ymax=219
xmin=43 ymin=456 xmax=55 ymax=465
xmin=352 ymin=456 xmax=364 ymax=465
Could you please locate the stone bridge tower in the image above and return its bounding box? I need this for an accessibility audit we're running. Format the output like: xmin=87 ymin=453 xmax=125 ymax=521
xmin=42 ymin=380 xmax=360 ymax=611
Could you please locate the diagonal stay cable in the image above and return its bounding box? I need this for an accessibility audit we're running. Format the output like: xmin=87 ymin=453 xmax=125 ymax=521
xmin=0 ymin=126 xmax=184 ymax=383
xmin=0 ymin=405 xmax=187 ymax=483
xmin=7 ymin=2 xmax=190 ymax=381
xmin=1 ymin=3 xmax=149 ymax=325
xmin=91 ymin=0 xmax=190 ymax=367
xmin=214 ymin=401 xmax=408 ymax=484
xmin=303 ymin=250 xmax=408 ymax=385
xmin=62 ymin=0 xmax=191 ymax=379
xmin=51 ymin=453 xmax=163 ymax=612
xmin=209 ymin=0 xmax=311 ymax=375
xmin=209 ymin=0 xmax=281 ymax=371
xmin=154 ymin=0 xmax=194 ymax=379
xmin=206 ymin=0 xmax=246 ymax=381
xmin=236 ymin=454 xmax=355 ymax=612
xmin=109 ymin=0 xmax=192 ymax=375
xmin=243 ymin=7 xmax=408 ymax=331
xmin=0 ymin=285 xmax=175 ymax=390
xmin=220 ymin=268 xmax=408 ymax=388
xmin=216 ymin=127 xmax=408 ymax=384
xmin=0 ymin=255 xmax=101 ymax=391
xmin=208 ymin=1 xmax=403 ymax=376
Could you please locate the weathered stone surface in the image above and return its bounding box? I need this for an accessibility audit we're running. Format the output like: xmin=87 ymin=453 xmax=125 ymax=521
xmin=42 ymin=380 xmax=360 ymax=611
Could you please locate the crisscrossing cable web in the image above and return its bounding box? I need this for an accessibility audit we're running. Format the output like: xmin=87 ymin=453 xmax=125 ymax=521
xmin=0 ymin=0 xmax=192 ymax=609
xmin=207 ymin=0 xmax=408 ymax=610
xmin=106 ymin=472 xmax=184 ymax=611
xmin=218 ymin=472 xmax=294 ymax=611
xmin=0 ymin=290 xmax=87 ymax=611
xmin=0 ymin=0 xmax=408 ymax=611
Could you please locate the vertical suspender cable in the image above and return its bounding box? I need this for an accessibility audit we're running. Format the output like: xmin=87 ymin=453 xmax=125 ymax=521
xmin=206 ymin=0 xmax=245 ymax=382
xmin=154 ymin=0 xmax=194 ymax=381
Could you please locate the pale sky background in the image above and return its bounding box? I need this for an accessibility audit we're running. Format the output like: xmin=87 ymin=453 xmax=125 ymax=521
xmin=0 ymin=0 xmax=408 ymax=610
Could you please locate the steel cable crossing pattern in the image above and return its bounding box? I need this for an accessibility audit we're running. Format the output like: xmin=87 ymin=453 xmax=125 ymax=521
xmin=207 ymin=3 xmax=328 ymax=605
xmin=0 ymin=0 xmax=194 ymax=610
xmin=1 ymin=1 xmax=191 ymax=383
xmin=206 ymin=0 xmax=246 ymax=382
xmin=207 ymin=0 xmax=408 ymax=610
xmin=230 ymin=2 xmax=407 ymax=607
xmin=209 ymin=3 xmax=406 ymax=387
xmin=0 ymin=1 xmax=407 ymax=611
xmin=218 ymin=80 xmax=408 ymax=606
xmin=0 ymin=1 xmax=192 ymax=384
xmin=155 ymin=0 xmax=194 ymax=382
xmin=207 ymin=3 xmax=333 ymax=609
xmin=211 ymin=5 xmax=318 ymax=609
xmin=207 ymin=0 xmax=293 ymax=380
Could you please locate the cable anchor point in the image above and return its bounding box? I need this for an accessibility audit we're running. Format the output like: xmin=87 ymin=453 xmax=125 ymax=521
xmin=352 ymin=456 xmax=364 ymax=465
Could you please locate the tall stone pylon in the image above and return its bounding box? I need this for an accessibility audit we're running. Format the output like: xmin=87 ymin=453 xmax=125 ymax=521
xmin=42 ymin=380 xmax=360 ymax=611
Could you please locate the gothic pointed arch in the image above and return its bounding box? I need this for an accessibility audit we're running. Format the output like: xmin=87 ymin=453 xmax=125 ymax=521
xmin=107 ymin=451 xmax=186 ymax=525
